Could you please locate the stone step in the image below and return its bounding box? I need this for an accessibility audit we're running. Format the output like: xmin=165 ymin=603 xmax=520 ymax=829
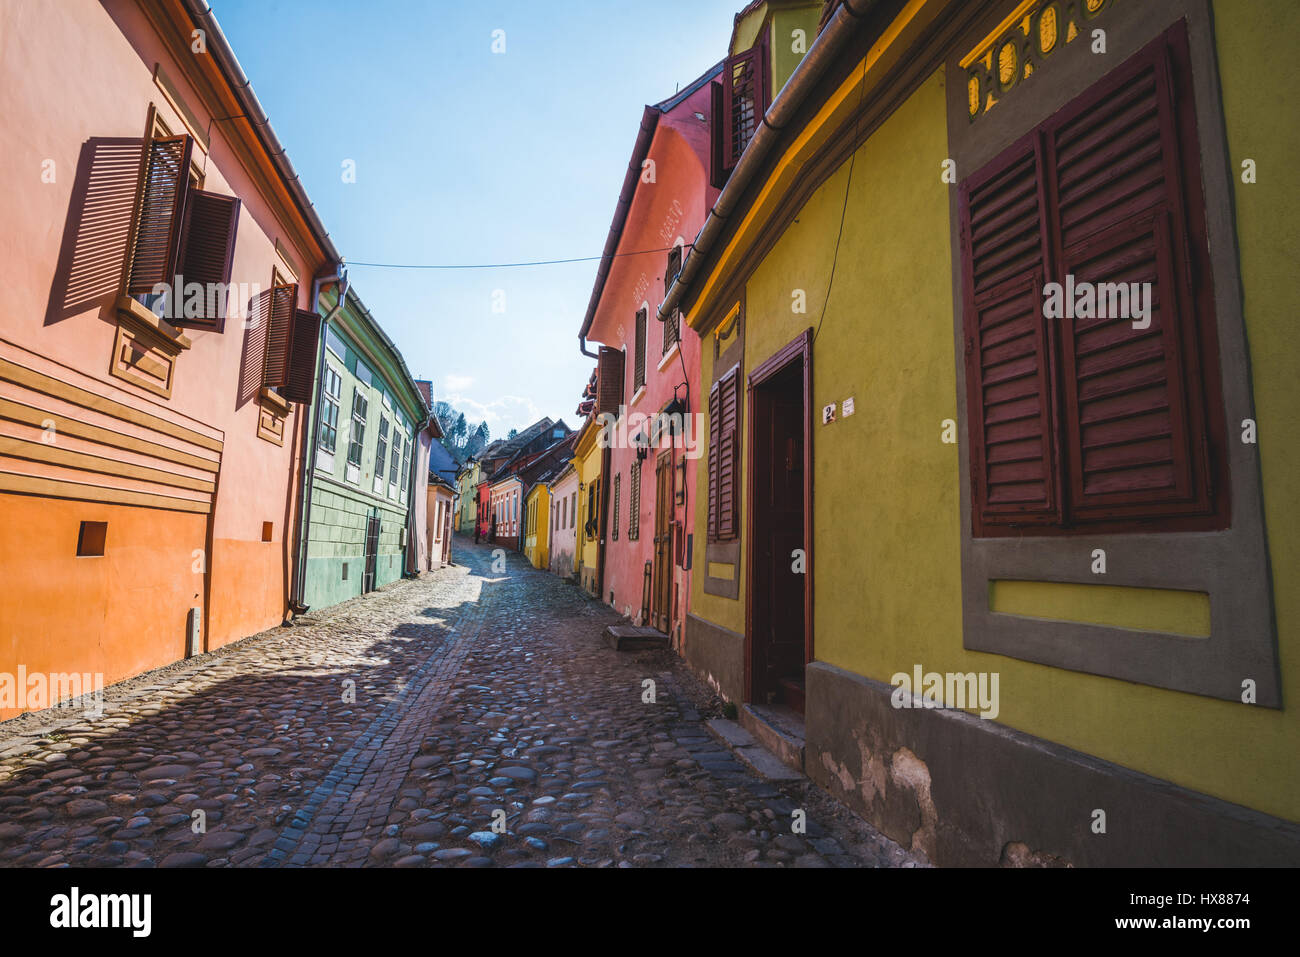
xmin=603 ymin=625 xmax=670 ymax=651
xmin=739 ymin=703 xmax=805 ymax=774
xmin=706 ymin=717 xmax=804 ymax=782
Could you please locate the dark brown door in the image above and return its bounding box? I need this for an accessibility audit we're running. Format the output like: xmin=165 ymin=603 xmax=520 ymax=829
xmin=363 ymin=513 xmax=380 ymax=593
xmin=750 ymin=362 xmax=806 ymax=711
xmin=651 ymin=452 xmax=673 ymax=632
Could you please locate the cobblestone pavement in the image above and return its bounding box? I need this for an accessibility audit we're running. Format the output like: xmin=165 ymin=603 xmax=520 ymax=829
xmin=0 ymin=538 xmax=921 ymax=868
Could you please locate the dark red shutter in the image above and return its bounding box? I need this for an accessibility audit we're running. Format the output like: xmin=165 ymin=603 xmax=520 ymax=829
xmin=262 ymin=282 xmax=297 ymax=389
xmin=176 ymin=190 xmax=240 ymax=327
xmin=716 ymin=367 xmax=740 ymax=540
xmin=959 ymin=137 xmax=1059 ymax=533
xmin=1044 ymin=26 xmax=1215 ymax=521
xmin=127 ymin=134 xmax=193 ymax=294
xmin=723 ymin=48 xmax=762 ymax=171
xmin=964 ymin=270 xmax=1059 ymax=530
xmin=709 ymin=80 xmax=727 ymax=188
xmin=634 ymin=308 xmax=647 ymax=390
xmin=282 ymin=308 xmax=321 ymax=405
xmin=663 ymin=247 xmax=682 ymax=352
xmin=708 ymin=380 xmax=721 ymax=540
xmin=596 ymin=347 xmax=624 ymax=414
xmin=612 ymin=473 xmax=621 ymax=541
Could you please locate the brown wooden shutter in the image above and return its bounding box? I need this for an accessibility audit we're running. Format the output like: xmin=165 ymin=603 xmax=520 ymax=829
xmin=176 ymin=189 xmax=240 ymax=327
xmin=262 ymin=282 xmax=297 ymax=389
xmin=716 ymin=367 xmax=740 ymax=540
xmin=612 ymin=473 xmax=621 ymax=541
xmin=596 ymin=347 xmax=624 ymax=414
xmin=722 ymin=48 xmax=762 ymax=172
xmin=709 ymin=80 xmax=727 ymax=189
xmin=663 ymin=247 xmax=682 ymax=352
xmin=1045 ymin=27 xmax=1216 ymax=521
xmin=281 ymin=309 xmax=321 ymax=405
xmin=634 ymin=308 xmax=647 ymax=391
xmin=960 ymin=135 xmax=1060 ymax=533
xmin=629 ymin=459 xmax=641 ymax=541
xmin=127 ymin=134 xmax=193 ymax=294
xmin=708 ymin=380 xmax=721 ymax=540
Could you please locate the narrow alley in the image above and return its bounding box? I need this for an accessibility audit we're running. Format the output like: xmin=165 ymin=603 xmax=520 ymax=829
xmin=0 ymin=538 xmax=917 ymax=869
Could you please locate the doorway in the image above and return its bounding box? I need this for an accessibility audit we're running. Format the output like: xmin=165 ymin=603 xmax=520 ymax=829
xmin=651 ymin=451 xmax=673 ymax=632
xmin=363 ymin=513 xmax=380 ymax=593
xmin=746 ymin=330 xmax=811 ymax=714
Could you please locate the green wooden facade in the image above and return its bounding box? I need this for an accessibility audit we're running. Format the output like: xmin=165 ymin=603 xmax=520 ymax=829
xmin=302 ymin=285 xmax=426 ymax=611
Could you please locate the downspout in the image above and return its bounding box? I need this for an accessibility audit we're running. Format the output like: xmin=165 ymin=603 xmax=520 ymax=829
xmin=289 ymin=266 xmax=348 ymax=616
xmin=658 ymin=0 xmax=877 ymax=326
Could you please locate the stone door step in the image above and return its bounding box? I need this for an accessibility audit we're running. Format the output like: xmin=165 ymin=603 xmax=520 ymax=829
xmin=604 ymin=625 xmax=670 ymax=651
xmin=705 ymin=718 xmax=805 ymax=782
xmin=739 ymin=703 xmax=805 ymax=774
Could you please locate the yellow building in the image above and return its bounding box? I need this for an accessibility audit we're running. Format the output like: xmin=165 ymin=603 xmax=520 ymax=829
xmin=523 ymin=479 xmax=553 ymax=570
xmin=572 ymin=416 xmax=606 ymax=598
xmin=662 ymin=0 xmax=1300 ymax=865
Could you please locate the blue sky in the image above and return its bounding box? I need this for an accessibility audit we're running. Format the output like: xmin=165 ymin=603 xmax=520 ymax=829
xmin=213 ymin=0 xmax=739 ymax=440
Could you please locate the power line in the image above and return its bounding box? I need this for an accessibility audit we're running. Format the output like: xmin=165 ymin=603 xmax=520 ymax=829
xmin=345 ymin=243 xmax=692 ymax=271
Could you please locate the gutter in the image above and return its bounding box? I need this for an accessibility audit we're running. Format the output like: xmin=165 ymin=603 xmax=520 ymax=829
xmin=290 ymin=267 xmax=348 ymax=615
xmin=657 ymin=0 xmax=877 ymax=326
xmin=181 ymin=0 xmax=342 ymax=267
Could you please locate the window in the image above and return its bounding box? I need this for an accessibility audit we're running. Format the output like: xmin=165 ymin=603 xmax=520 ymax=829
xmin=355 ymin=362 xmax=373 ymax=387
xmin=389 ymin=430 xmax=402 ymax=490
xmin=708 ymin=365 xmax=740 ymax=541
xmin=571 ymin=492 xmax=578 ymax=531
xmin=663 ymin=246 xmax=682 ymax=352
xmin=711 ymin=31 xmax=770 ymax=188
xmin=612 ymin=473 xmax=621 ymax=541
xmin=375 ymin=417 xmax=390 ymax=494
xmin=319 ymin=366 xmax=342 ymax=454
xmin=77 ymin=521 xmax=107 ymax=557
xmin=959 ymin=26 xmax=1226 ymax=537
xmin=586 ymin=480 xmax=600 ymax=538
xmin=127 ymin=118 xmax=240 ymax=329
xmin=347 ymin=391 xmax=368 ymax=468
xmin=629 ymin=459 xmax=642 ymax=541
xmin=326 ymin=326 xmax=345 ymax=360
xmin=400 ymin=431 xmax=411 ymax=494
xmin=633 ymin=308 xmax=647 ymax=392
xmin=597 ymin=346 xmax=625 ymax=414
xmin=261 ymin=521 xmax=273 ymax=542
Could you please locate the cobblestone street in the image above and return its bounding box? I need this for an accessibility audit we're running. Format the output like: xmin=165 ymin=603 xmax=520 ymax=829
xmin=0 ymin=538 xmax=919 ymax=868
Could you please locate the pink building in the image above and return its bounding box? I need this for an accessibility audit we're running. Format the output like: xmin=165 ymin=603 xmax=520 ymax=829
xmin=577 ymin=65 xmax=722 ymax=640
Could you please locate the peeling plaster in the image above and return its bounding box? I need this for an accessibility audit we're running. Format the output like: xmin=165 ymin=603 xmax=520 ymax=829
xmin=890 ymin=747 xmax=938 ymax=859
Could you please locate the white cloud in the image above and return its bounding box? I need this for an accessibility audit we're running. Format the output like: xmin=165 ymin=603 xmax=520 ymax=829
xmin=444 ymin=374 xmax=475 ymax=392
xmin=442 ymin=393 xmax=545 ymax=436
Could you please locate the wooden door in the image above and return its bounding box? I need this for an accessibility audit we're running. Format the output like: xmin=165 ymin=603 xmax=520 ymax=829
xmin=651 ymin=452 xmax=673 ymax=632
xmin=750 ymin=361 xmax=807 ymax=711
xmin=363 ymin=514 xmax=380 ymax=593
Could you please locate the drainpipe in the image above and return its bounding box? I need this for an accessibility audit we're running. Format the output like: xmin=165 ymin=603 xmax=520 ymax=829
xmin=289 ymin=266 xmax=348 ymax=616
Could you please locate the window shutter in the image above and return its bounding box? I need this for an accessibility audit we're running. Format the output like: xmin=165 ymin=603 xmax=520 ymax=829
xmin=709 ymin=80 xmax=727 ymax=189
xmin=960 ymin=134 xmax=1059 ymax=533
xmin=722 ymin=48 xmax=762 ymax=172
xmin=612 ymin=473 xmax=621 ymax=541
xmin=629 ymin=459 xmax=641 ymax=541
xmin=596 ymin=347 xmax=624 ymax=414
xmin=1046 ymin=33 xmax=1214 ymax=520
xmin=281 ymin=309 xmax=321 ymax=404
xmin=127 ymin=134 xmax=193 ymax=295
xmin=262 ymin=282 xmax=297 ymax=389
xmin=634 ymin=308 xmax=647 ymax=391
xmin=707 ymin=380 xmax=721 ymax=540
xmin=663 ymin=247 xmax=682 ymax=352
xmin=176 ymin=190 xmax=240 ymax=327
xmin=717 ymin=368 xmax=740 ymax=540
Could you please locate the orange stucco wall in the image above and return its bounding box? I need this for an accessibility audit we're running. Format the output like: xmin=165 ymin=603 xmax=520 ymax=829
xmin=0 ymin=0 xmax=325 ymax=715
